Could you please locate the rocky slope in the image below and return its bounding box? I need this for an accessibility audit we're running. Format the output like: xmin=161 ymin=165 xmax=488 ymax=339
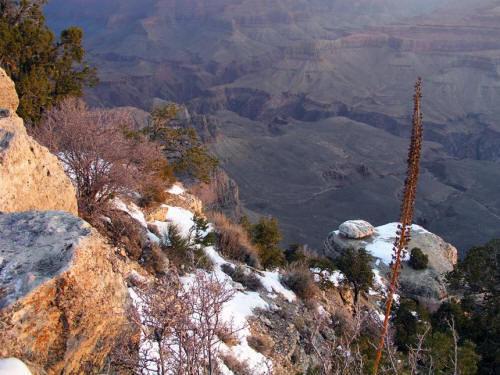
xmin=0 ymin=69 xmax=78 ymax=215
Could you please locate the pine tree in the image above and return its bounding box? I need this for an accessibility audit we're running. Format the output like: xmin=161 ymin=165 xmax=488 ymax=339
xmin=0 ymin=0 xmax=97 ymax=124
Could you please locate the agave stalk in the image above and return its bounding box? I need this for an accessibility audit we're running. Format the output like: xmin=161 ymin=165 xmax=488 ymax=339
xmin=373 ymin=78 xmax=424 ymax=375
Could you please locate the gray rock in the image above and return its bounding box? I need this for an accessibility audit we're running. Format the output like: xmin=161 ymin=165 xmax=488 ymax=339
xmin=0 ymin=210 xmax=90 ymax=309
xmin=339 ymin=220 xmax=375 ymax=239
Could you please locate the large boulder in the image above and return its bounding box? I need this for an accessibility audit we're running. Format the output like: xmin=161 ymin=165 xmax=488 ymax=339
xmin=324 ymin=221 xmax=458 ymax=308
xmin=0 ymin=68 xmax=77 ymax=215
xmin=338 ymin=219 xmax=374 ymax=239
xmin=0 ymin=211 xmax=131 ymax=374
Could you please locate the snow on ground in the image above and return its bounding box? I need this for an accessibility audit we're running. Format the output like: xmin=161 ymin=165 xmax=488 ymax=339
xmin=113 ymin=199 xmax=148 ymax=227
xmin=118 ymin=199 xmax=291 ymax=374
xmin=372 ymin=269 xmax=386 ymax=292
xmin=258 ymin=270 xmax=296 ymax=302
xmin=311 ymin=268 xmax=344 ymax=287
xmin=168 ymin=184 xmax=185 ymax=195
xmin=0 ymin=358 xmax=33 ymax=375
xmin=164 ymin=206 xmax=194 ymax=237
xmin=366 ymin=223 xmax=428 ymax=265
xmin=369 ymin=268 xmax=400 ymax=316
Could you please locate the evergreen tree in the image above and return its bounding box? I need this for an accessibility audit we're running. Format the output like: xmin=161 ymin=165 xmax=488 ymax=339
xmin=336 ymin=248 xmax=373 ymax=309
xmin=250 ymin=217 xmax=284 ymax=269
xmin=409 ymin=247 xmax=429 ymax=270
xmin=147 ymin=104 xmax=219 ymax=184
xmin=444 ymin=239 xmax=500 ymax=375
xmin=0 ymin=0 xmax=97 ymax=124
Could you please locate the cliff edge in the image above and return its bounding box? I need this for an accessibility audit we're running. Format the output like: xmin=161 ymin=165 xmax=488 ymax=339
xmin=0 ymin=68 xmax=77 ymax=215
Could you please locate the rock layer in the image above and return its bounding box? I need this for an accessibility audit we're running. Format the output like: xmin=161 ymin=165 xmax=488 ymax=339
xmin=0 ymin=211 xmax=131 ymax=375
xmin=0 ymin=68 xmax=78 ymax=215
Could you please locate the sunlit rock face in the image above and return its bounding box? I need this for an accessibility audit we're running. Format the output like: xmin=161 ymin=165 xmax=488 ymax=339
xmin=0 ymin=68 xmax=78 ymax=215
xmin=0 ymin=211 xmax=131 ymax=375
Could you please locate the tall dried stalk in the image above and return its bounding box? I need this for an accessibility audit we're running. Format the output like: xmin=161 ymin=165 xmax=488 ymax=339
xmin=373 ymin=78 xmax=424 ymax=374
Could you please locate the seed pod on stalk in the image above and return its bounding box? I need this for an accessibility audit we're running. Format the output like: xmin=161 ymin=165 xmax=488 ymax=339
xmin=373 ymin=78 xmax=424 ymax=375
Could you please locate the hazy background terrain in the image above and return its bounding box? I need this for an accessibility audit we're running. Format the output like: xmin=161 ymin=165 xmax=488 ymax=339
xmin=45 ymin=0 xmax=500 ymax=255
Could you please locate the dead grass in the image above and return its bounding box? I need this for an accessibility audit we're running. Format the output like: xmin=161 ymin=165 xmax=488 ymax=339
xmin=219 ymin=353 xmax=253 ymax=375
xmin=281 ymin=263 xmax=320 ymax=301
xmin=208 ymin=212 xmax=260 ymax=268
xmin=247 ymin=333 xmax=274 ymax=356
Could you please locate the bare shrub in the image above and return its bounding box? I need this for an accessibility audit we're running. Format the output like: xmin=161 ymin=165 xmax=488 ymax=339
xmin=208 ymin=212 xmax=260 ymax=268
xmin=281 ymin=263 xmax=319 ymax=300
xmin=112 ymin=271 xmax=238 ymax=375
xmin=247 ymin=333 xmax=274 ymax=356
xmin=309 ymin=309 xmax=371 ymax=375
xmin=221 ymin=263 xmax=263 ymax=291
xmin=141 ymin=243 xmax=170 ymax=276
xmin=33 ymin=99 xmax=170 ymax=217
xmin=94 ymin=208 xmax=148 ymax=260
xmin=220 ymin=353 xmax=253 ymax=375
xmin=215 ymin=325 xmax=240 ymax=347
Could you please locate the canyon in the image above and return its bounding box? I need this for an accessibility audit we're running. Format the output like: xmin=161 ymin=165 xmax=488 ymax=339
xmin=44 ymin=0 xmax=500 ymax=254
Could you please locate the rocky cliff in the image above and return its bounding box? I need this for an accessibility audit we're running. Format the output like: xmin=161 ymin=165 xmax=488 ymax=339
xmin=0 ymin=211 xmax=131 ymax=375
xmin=0 ymin=69 xmax=133 ymax=374
xmin=0 ymin=69 xmax=78 ymax=215
xmin=190 ymin=169 xmax=243 ymax=218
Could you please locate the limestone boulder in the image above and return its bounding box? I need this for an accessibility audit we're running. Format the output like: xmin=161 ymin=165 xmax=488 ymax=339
xmin=0 ymin=68 xmax=77 ymax=215
xmin=0 ymin=211 xmax=131 ymax=374
xmin=338 ymin=219 xmax=374 ymax=239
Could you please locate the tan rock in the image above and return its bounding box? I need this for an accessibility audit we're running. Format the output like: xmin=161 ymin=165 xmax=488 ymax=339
xmin=0 ymin=69 xmax=18 ymax=114
xmin=164 ymin=189 xmax=204 ymax=215
xmin=0 ymin=68 xmax=77 ymax=215
xmin=0 ymin=211 xmax=132 ymax=375
xmin=145 ymin=204 xmax=169 ymax=222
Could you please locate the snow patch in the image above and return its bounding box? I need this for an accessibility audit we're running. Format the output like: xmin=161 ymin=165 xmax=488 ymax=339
xmin=312 ymin=268 xmax=344 ymax=287
xmin=113 ymin=199 xmax=148 ymax=227
xmin=165 ymin=206 xmax=195 ymax=237
xmin=366 ymin=223 xmax=428 ymax=265
xmin=258 ymin=270 xmax=296 ymax=302
xmin=0 ymin=358 xmax=33 ymax=375
xmin=168 ymin=184 xmax=185 ymax=195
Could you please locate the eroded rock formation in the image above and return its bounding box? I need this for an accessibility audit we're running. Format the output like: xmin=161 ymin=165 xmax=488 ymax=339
xmin=0 ymin=211 xmax=131 ymax=375
xmin=0 ymin=68 xmax=78 ymax=215
xmin=190 ymin=169 xmax=242 ymax=218
xmin=324 ymin=221 xmax=458 ymax=308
